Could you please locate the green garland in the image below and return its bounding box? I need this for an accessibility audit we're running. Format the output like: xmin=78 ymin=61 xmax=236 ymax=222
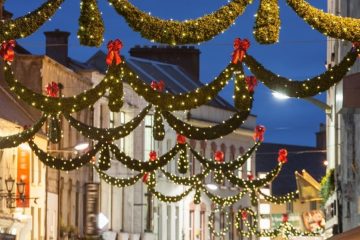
xmin=189 ymin=142 xmax=261 ymax=171
xmin=94 ymin=166 xmax=144 ymax=187
xmin=161 ymin=85 xmax=253 ymax=140
xmin=0 ymin=115 xmax=47 ymax=149
xmin=122 ymin=62 xmax=238 ymax=111
xmin=98 ymin=144 xmax=111 ymax=171
xmin=160 ymin=168 xmax=210 ymax=186
xmin=78 ymin=0 xmax=104 ymax=47
xmin=208 ymin=209 xmax=231 ymax=238
xmin=153 ymin=107 xmax=165 ymax=141
xmin=108 ymin=0 xmax=252 ymax=45
xmin=147 ymin=184 xmax=195 ymax=203
xmin=203 ymin=186 xmax=247 ymax=206
xmin=48 ymin=114 xmax=61 ymax=143
xmin=109 ymin=143 xmax=181 ymax=172
xmin=108 ymin=75 xmax=124 ymax=112
xmin=3 ymin=63 xmax=121 ymax=114
xmin=28 ymin=140 xmax=101 ymax=171
xmin=254 ymin=0 xmax=281 ymax=44
xmin=258 ymin=189 xmax=299 ymax=204
xmin=225 ymin=163 xmax=282 ymax=189
xmin=0 ymin=0 xmax=64 ymax=41
xmin=244 ymin=47 xmax=359 ymax=97
xmin=287 ymin=0 xmax=360 ymax=42
xmin=64 ymin=105 xmax=152 ymax=141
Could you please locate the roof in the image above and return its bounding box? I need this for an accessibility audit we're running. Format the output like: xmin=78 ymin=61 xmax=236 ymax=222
xmin=256 ymin=143 xmax=326 ymax=196
xmin=86 ymin=51 xmax=236 ymax=111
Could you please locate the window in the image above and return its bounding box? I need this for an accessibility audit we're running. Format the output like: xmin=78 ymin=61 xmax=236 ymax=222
xmin=167 ymin=206 xmax=171 ymax=240
xmin=38 ymin=208 xmax=42 ymax=240
xmin=119 ymin=111 xmax=125 ymax=151
xmin=38 ymin=158 xmax=42 ymax=184
xmin=109 ymin=111 xmax=115 ymax=128
xmin=158 ymin=205 xmax=163 ymax=240
xmin=31 ymin=151 xmax=35 ymax=183
xmin=286 ymin=202 xmax=293 ymax=213
xmin=189 ymin=209 xmax=194 ymax=240
xmin=144 ymin=115 xmax=154 ymax=160
xmin=310 ymin=201 xmax=317 ymax=211
xmin=200 ymin=204 xmax=206 ymax=240
xmin=175 ymin=206 xmax=179 ymax=240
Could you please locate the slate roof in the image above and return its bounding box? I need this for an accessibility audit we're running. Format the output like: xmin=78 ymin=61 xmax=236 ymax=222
xmin=256 ymin=143 xmax=326 ymax=196
xmin=86 ymin=51 xmax=236 ymax=111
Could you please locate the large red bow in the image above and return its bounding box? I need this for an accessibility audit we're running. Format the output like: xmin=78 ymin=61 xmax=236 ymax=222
xmin=245 ymin=76 xmax=258 ymax=92
xmin=232 ymin=38 xmax=250 ymax=64
xmin=45 ymin=82 xmax=60 ymax=97
xmin=106 ymin=39 xmax=123 ymax=66
xmin=282 ymin=213 xmax=289 ymax=223
xmin=151 ymin=80 xmax=165 ymax=92
xmin=278 ymin=149 xmax=288 ymax=164
xmin=214 ymin=151 xmax=224 ymax=163
xmin=253 ymin=125 xmax=266 ymax=142
xmin=177 ymin=134 xmax=186 ymax=144
xmin=149 ymin=151 xmax=157 ymax=161
xmin=0 ymin=40 xmax=16 ymax=62
xmin=241 ymin=211 xmax=248 ymax=220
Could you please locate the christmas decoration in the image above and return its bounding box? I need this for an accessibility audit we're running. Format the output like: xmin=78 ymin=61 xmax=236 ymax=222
xmin=253 ymin=125 xmax=266 ymax=142
xmin=176 ymin=134 xmax=186 ymax=145
xmin=106 ymin=39 xmax=123 ymax=66
xmin=0 ymin=40 xmax=16 ymax=62
xmin=150 ymin=80 xmax=165 ymax=92
xmin=278 ymin=148 xmax=288 ymax=164
xmin=232 ymin=38 xmax=250 ymax=64
xmin=254 ymin=0 xmax=281 ymax=44
xmin=245 ymin=76 xmax=257 ymax=92
xmin=45 ymin=82 xmax=60 ymax=97
xmin=214 ymin=151 xmax=224 ymax=162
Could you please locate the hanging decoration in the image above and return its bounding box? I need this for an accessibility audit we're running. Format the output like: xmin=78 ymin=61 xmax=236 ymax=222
xmin=98 ymin=144 xmax=111 ymax=171
xmin=47 ymin=114 xmax=61 ymax=143
xmin=153 ymin=107 xmax=165 ymax=141
xmin=108 ymin=0 xmax=253 ymax=45
xmin=78 ymin=0 xmax=104 ymax=47
xmin=0 ymin=40 xmax=16 ymax=62
xmin=254 ymin=0 xmax=281 ymax=44
xmin=245 ymin=76 xmax=257 ymax=93
xmin=253 ymin=125 xmax=266 ymax=142
xmin=93 ymin=166 xmax=144 ymax=187
xmin=208 ymin=208 xmax=231 ymax=238
xmin=45 ymin=82 xmax=60 ymax=97
xmin=106 ymin=39 xmax=123 ymax=66
xmin=278 ymin=148 xmax=288 ymax=164
xmin=231 ymin=38 xmax=250 ymax=64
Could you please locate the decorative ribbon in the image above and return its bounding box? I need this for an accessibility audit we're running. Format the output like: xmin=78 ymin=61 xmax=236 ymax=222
xmin=214 ymin=151 xmax=224 ymax=163
xmin=0 ymin=40 xmax=16 ymax=62
xmin=231 ymin=38 xmax=250 ymax=64
xmin=282 ymin=213 xmax=289 ymax=223
xmin=241 ymin=210 xmax=248 ymax=220
xmin=278 ymin=149 xmax=288 ymax=164
xmin=151 ymin=80 xmax=165 ymax=92
xmin=245 ymin=76 xmax=257 ymax=92
xmin=106 ymin=39 xmax=122 ymax=65
xmin=142 ymin=173 xmax=149 ymax=183
xmin=149 ymin=150 xmax=157 ymax=161
xmin=45 ymin=82 xmax=60 ymax=97
xmin=247 ymin=172 xmax=254 ymax=181
xmin=176 ymin=134 xmax=186 ymax=144
xmin=253 ymin=125 xmax=266 ymax=142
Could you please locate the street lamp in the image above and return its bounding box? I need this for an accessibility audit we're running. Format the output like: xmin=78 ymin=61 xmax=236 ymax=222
xmin=5 ymin=176 xmax=15 ymax=193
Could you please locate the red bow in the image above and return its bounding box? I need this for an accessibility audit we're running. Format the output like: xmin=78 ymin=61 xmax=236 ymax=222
xmin=214 ymin=151 xmax=224 ymax=163
xmin=151 ymin=80 xmax=165 ymax=92
xmin=231 ymin=38 xmax=250 ymax=64
xmin=177 ymin=134 xmax=186 ymax=144
xmin=282 ymin=213 xmax=289 ymax=223
xmin=245 ymin=76 xmax=258 ymax=92
xmin=149 ymin=151 xmax=157 ymax=161
xmin=247 ymin=172 xmax=254 ymax=181
xmin=106 ymin=39 xmax=123 ymax=66
xmin=353 ymin=42 xmax=360 ymax=48
xmin=0 ymin=40 xmax=16 ymax=62
xmin=45 ymin=82 xmax=60 ymax=97
xmin=142 ymin=173 xmax=149 ymax=183
xmin=241 ymin=211 xmax=248 ymax=220
xmin=278 ymin=149 xmax=288 ymax=164
xmin=253 ymin=125 xmax=266 ymax=142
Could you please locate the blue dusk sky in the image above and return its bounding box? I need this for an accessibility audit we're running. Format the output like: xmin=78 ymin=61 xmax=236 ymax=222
xmin=6 ymin=0 xmax=327 ymax=147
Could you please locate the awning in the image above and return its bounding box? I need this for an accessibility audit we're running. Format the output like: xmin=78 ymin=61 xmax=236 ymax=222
xmin=327 ymin=226 xmax=360 ymax=240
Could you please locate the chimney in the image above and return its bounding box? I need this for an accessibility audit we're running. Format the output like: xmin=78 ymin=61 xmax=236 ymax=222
xmin=44 ymin=29 xmax=70 ymax=66
xmin=129 ymin=45 xmax=200 ymax=82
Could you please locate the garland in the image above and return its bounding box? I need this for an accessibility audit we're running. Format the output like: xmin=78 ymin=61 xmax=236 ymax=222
xmin=78 ymin=0 xmax=104 ymax=47
xmin=3 ymin=63 xmax=121 ymax=114
xmin=108 ymin=0 xmax=252 ymax=45
xmin=160 ymin=168 xmax=210 ymax=186
xmin=109 ymin=143 xmax=181 ymax=172
xmin=208 ymin=209 xmax=231 ymax=238
xmin=161 ymin=73 xmax=253 ymax=140
xmin=244 ymin=47 xmax=359 ymax=97
xmin=0 ymin=115 xmax=47 ymax=149
xmin=258 ymin=189 xmax=299 ymax=204
xmin=122 ymin=62 xmax=238 ymax=110
xmin=153 ymin=107 xmax=165 ymax=141
xmin=0 ymin=0 xmax=64 ymax=41
xmin=189 ymin=142 xmax=261 ymax=171
xmin=93 ymin=166 xmax=144 ymax=187
xmin=28 ymin=140 xmax=101 ymax=171
xmin=147 ymin=184 xmax=194 ymax=203
xmin=254 ymin=0 xmax=281 ymax=44
xmin=287 ymin=0 xmax=360 ymax=42
xmin=64 ymin=105 xmax=152 ymax=141
xmin=203 ymin=186 xmax=247 ymax=206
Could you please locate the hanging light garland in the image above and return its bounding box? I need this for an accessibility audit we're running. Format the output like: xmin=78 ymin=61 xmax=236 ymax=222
xmin=254 ymin=0 xmax=281 ymax=44
xmin=93 ymin=166 xmax=144 ymax=187
xmin=208 ymin=208 xmax=231 ymax=238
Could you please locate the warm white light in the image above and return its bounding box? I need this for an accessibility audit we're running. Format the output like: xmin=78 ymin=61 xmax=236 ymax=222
xmin=259 ymin=218 xmax=271 ymax=229
xmin=323 ymin=160 xmax=328 ymax=166
xmin=259 ymin=203 xmax=270 ymax=214
xmin=74 ymin=142 xmax=89 ymax=151
xmin=97 ymin=212 xmax=109 ymax=229
xmin=272 ymin=91 xmax=290 ymax=100
xmin=206 ymin=184 xmax=218 ymax=190
xmin=19 ymin=143 xmax=31 ymax=151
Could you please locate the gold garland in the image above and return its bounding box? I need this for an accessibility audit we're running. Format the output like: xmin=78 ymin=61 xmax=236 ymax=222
xmin=287 ymin=0 xmax=360 ymax=42
xmin=254 ymin=0 xmax=281 ymax=44
xmin=108 ymin=0 xmax=253 ymax=45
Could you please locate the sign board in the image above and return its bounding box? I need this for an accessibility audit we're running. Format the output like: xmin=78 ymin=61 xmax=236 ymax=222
xmin=84 ymin=183 xmax=100 ymax=237
xmin=16 ymin=146 xmax=30 ymax=207
xmin=302 ymin=210 xmax=325 ymax=232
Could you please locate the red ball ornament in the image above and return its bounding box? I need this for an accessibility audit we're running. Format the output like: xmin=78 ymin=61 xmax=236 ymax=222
xmin=177 ymin=134 xmax=186 ymax=144
xmin=278 ymin=149 xmax=288 ymax=164
xmin=282 ymin=213 xmax=289 ymax=223
xmin=247 ymin=172 xmax=254 ymax=181
xmin=214 ymin=151 xmax=224 ymax=163
xmin=241 ymin=211 xmax=248 ymax=220
xmin=149 ymin=151 xmax=157 ymax=161
xmin=253 ymin=125 xmax=266 ymax=142
xmin=142 ymin=173 xmax=149 ymax=183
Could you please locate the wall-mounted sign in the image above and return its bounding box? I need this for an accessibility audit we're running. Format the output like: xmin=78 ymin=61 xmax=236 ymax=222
xmin=16 ymin=146 xmax=30 ymax=208
xmin=302 ymin=210 xmax=325 ymax=232
xmin=85 ymin=183 xmax=100 ymax=237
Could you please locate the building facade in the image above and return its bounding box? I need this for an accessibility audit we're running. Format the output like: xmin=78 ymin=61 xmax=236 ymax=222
xmin=326 ymin=0 xmax=360 ymax=238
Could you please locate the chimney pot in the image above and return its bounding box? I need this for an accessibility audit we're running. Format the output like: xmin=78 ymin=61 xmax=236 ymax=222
xmin=44 ymin=29 xmax=70 ymax=66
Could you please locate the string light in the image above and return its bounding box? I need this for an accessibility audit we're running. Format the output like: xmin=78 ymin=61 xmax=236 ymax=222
xmin=254 ymin=0 xmax=281 ymax=44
